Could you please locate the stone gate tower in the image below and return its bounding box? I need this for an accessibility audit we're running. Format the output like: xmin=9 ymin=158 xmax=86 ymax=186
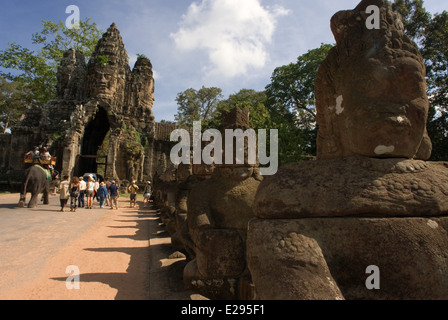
xmin=1 ymin=23 xmax=177 ymax=187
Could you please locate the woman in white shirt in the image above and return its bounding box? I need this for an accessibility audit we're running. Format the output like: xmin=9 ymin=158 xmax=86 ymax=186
xmin=85 ymin=175 xmax=95 ymax=209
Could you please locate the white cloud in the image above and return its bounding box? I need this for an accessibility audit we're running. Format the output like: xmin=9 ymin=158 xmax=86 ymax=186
xmin=170 ymin=0 xmax=289 ymax=78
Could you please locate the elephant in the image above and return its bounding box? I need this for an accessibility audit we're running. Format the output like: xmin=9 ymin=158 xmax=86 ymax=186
xmin=18 ymin=165 xmax=57 ymax=208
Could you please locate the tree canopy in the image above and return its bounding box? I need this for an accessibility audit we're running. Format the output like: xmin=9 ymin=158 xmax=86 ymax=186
xmin=0 ymin=18 xmax=102 ymax=132
xmin=264 ymin=43 xmax=333 ymax=162
xmin=265 ymin=43 xmax=333 ymax=123
xmin=0 ymin=77 xmax=31 ymax=133
xmin=174 ymin=86 xmax=223 ymax=128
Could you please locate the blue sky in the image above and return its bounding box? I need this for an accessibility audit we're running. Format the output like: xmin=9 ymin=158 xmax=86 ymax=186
xmin=0 ymin=0 xmax=446 ymax=122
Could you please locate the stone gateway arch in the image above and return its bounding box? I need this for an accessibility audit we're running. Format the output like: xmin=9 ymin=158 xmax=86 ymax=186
xmin=1 ymin=23 xmax=178 ymax=187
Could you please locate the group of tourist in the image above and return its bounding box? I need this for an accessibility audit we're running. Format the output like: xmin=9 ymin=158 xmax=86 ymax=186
xmin=58 ymin=175 xmax=120 ymax=212
xmin=58 ymin=176 xmax=152 ymax=213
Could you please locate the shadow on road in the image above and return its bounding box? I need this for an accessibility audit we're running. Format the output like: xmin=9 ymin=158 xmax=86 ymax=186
xmin=0 ymin=203 xmax=18 ymax=210
xmin=49 ymin=200 xmax=195 ymax=300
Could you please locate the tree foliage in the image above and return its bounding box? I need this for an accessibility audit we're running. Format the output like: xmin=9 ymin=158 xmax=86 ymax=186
xmin=392 ymin=0 xmax=431 ymax=41
xmin=265 ymin=43 xmax=333 ymax=122
xmin=208 ymin=89 xmax=271 ymax=130
xmin=174 ymin=86 xmax=223 ymax=127
xmin=422 ymin=11 xmax=448 ymax=109
xmin=0 ymin=77 xmax=31 ymax=133
xmin=424 ymin=11 xmax=448 ymax=161
xmin=0 ymin=18 xmax=102 ymax=129
xmin=264 ymin=43 xmax=333 ymax=163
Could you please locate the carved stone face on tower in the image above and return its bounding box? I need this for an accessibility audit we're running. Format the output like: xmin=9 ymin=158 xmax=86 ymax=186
xmin=315 ymin=0 xmax=432 ymax=160
xmin=90 ymin=69 xmax=118 ymax=99
xmin=85 ymin=23 xmax=130 ymax=108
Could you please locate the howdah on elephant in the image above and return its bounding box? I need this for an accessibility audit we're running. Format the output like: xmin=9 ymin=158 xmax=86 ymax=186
xmin=18 ymin=165 xmax=56 ymax=208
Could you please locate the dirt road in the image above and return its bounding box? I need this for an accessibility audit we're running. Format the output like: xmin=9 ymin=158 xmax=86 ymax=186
xmin=0 ymin=193 xmax=201 ymax=300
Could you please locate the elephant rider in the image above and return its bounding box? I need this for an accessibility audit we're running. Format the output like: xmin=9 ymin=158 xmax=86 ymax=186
xmin=25 ymin=146 xmax=41 ymax=163
xmin=41 ymin=147 xmax=51 ymax=162
xmin=25 ymin=147 xmax=55 ymax=179
xmin=40 ymin=147 xmax=54 ymax=172
xmin=39 ymin=147 xmax=54 ymax=177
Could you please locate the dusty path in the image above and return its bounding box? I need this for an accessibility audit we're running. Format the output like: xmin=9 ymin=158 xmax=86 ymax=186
xmin=0 ymin=193 xmax=201 ymax=300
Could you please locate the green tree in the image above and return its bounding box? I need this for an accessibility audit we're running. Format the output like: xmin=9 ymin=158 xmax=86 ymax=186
xmin=265 ymin=43 xmax=333 ymax=122
xmin=392 ymin=0 xmax=431 ymax=41
xmin=422 ymin=11 xmax=448 ymax=110
xmin=207 ymin=89 xmax=271 ymax=130
xmin=175 ymin=86 xmax=223 ymax=127
xmin=265 ymin=43 xmax=333 ymax=162
xmin=0 ymin=77 xmax=32 ymax=133
xmin=0 ymin=18 xmax=102 ymax=109
xmin=423 ymin=11 xmax=448 ymax=161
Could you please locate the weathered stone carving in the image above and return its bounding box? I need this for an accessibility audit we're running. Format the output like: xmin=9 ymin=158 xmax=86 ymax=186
xmin=255 ymin=157 xmax=448 ymax=219
xmin=57 ymin=49 xmax=86 ymax=101
xmin=171 ymin=161 xmax=216 ymax=256
xmin=247 ymin=0 xmax=448 ymax=300
xmin=152 ymin=153 xmax=216 ymax=258
xmin=183 ymin=107 xmax=262 ymax=299
xmin=248 ymin=218 xmax=448 ymax=300
xmin=315 ymin=0 xmax=432 ymax=160
xmin=154 ymin=161 xmax=179 ymax=236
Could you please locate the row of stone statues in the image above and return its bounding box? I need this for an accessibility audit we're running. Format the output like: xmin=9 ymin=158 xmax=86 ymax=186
xmin=152 ymin=0 xmax=448 ymax=300
xmin=153 ymin=107 xmax=261 ymax=299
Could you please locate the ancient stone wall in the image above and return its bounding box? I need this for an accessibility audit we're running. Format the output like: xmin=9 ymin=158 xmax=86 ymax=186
xmin=0 ymin=134 xmax=11 ymax=189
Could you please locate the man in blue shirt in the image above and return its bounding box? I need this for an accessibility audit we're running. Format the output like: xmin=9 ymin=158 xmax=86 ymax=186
xmin=109 ymin=180 xmax=120 ymax=210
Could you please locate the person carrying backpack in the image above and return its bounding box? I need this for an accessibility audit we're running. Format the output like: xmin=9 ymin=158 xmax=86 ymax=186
xmin=109 ymin=180 xmax=119 ymax=210
xmin=127 ymin=180 xmax=139 ymax=208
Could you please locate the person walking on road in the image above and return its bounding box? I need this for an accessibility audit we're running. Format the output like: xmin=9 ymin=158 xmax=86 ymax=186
xmin=109 ymin=180 xmax=119 ymax=210
xmin=127 ymin=180 xmax=139 ymax=208
xmin=93 ymin=179 xmax=100 ymax=203
xmin=85 ymin=175 xmax=95 ymax=209
xmin=70 ymin=177 xmax=81 ymax=212
xmin=104 ymin=177 xmax=111 ymax=206
xmin=97 ymin=182 xmax=108 ymax=208
xmin=78 ymin=176 xmax=86 ymax=208
xmin=59 ymin=175 xmax=70 ymax=212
